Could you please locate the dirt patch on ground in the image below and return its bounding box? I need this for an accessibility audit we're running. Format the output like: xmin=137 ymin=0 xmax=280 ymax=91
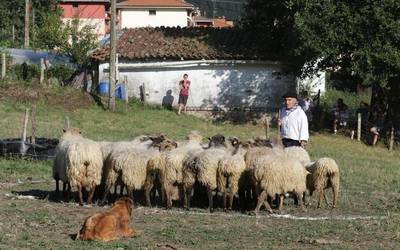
xmin=0 ymin=84 xmax=95 ymax=111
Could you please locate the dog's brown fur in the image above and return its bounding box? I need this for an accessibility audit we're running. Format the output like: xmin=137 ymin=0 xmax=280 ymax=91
xmin=78 ymin=197 xmax=140 ymax=242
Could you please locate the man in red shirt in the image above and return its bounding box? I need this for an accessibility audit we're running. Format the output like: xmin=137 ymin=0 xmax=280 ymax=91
xmin=178 ymin=73 xmax=191 ymax=115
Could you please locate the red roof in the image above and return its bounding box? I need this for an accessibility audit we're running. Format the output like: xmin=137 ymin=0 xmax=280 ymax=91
xmin=118 ymin=0 xmax=193 ymax=8
xmin=91 ymin=27 xmax=276 ymax=61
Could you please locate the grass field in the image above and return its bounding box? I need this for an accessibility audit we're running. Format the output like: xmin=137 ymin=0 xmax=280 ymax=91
xmin=0 ymin=86 xmax=399 ymax=249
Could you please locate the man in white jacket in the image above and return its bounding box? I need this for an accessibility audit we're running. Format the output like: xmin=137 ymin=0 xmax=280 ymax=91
xmin=279 ymin=92 xmax=309 ymax=148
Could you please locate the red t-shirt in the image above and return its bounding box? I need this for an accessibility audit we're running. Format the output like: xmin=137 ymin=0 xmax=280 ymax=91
xmin=179 ymin=80 xmax=191 ymax=96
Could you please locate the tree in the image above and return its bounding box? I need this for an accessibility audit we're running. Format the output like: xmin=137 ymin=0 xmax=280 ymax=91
xmin=242 ymin=0 xmax=400 ymax=125
xmin=64 ymin=19 xmax=98 ymax=68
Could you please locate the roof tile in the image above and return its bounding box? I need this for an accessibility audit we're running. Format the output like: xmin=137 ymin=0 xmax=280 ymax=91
xmin=91 ymin=27 xmax=276 ymax=61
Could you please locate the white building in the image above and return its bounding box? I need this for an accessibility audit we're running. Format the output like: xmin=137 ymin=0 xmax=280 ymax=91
xmin=91 ymin=27 xmax=324 ymax=110
xmin=118 ymin=0 xmax=194 ymax=29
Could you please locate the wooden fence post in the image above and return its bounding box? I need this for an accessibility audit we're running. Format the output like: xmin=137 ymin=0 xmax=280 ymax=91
xmin=65 ymin=116 xmax=70 ymax=129
xmin=40 ymin=58 xmax=44 ymax=84
xmin=357 ymin=113 xmax=361 ymax=141
xmin=31 ymin=106 xmax=36 ymax=144
xmin=1 ymin=53 xmax=5 ymax=79
xmin=265 ymin=115 xmax=270 ymax=139
xmin=124 ymin=75 xmax=128 ymax=103
xmin=389 ymin=127 xmax=394 ymax=151
xmin=22 ymin=108 xmax=30 ymax=142
xmin=142 ymin=82 xmax=146 ymax=103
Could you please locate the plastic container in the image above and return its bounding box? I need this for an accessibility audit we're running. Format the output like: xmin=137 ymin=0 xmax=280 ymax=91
xmin=98 ymin=81 xmax=109 ymax=96
xmin=115 ymin=83 xmax=127 ymax=100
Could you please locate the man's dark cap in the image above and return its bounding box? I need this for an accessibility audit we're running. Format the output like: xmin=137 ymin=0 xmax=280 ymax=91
xmin=282 ymin=92 xmax=298 ymax=99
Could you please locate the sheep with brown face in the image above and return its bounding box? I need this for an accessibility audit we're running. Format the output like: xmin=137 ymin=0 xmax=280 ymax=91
xmin=305 ymin=157 xmax=340 ymax=208
xmin=182 ymin=134 xmax=231 ymax=212
xmin=102 ymin=135 xmax=177 ymax=206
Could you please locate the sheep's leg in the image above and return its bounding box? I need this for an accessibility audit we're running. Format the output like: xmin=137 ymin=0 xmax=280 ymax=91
xmin=101 ymin=184 xmax=112 ymax=205
xmin=317 ymin=189 xmax=324 ymax=208
xmin=165 ymin=184 xmax=172 ymax=209
xmin=228 ymin=192 xmax=235 ymax=211
xmin=87 ymin=186 xmax=95 ymax=205
xmin=278 ymin=194 xmax=285 ymax=212
xmin=55 ymin=178 xmax=60 ymax=195
xmin=298 ymin=192 xmax=306 ymax=212
xmin=77 ymin=184 xmax=84 ymax=206
xmin=207 ymin=186 xmax=214 ymax=213
xmin=252 ymin=190 xmax=271 ymax=215
xmin=332 ymin=183 xmax=339 ymax=208
xmin=144 ymin=180 xmax=154 ymax=207
xmin=120 ymin=184 xmax=125 ymax=196
xmin=228 ymin=186 xmax=238 ymax=211
xmin=127 ymin=188 xmax=134 ymax=200
xmin=62 ymin=181 xmax=67 ymax=197
xmin=183 ymin=185 xmax=192 ymax=210
xmin=223 ymin=191 xmax=227 ymax=212
xmin=323 ymin=192 xmax=329 ymax=206
xmin=66 ymin=182 xmax=71 ymax=201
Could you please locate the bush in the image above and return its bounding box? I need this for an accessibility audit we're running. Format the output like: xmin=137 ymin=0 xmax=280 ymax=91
xmin=46 ymin=65 xmax=76 ymax=85
xmin=9 ymin=63 xmax=40 ymax=81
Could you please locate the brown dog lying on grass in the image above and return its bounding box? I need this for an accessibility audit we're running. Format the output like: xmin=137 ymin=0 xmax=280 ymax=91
xmin=78 ymin=197 xmax=140 ymax=242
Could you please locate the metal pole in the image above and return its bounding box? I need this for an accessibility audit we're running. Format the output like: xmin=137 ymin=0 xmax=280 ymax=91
xmin=108 ymin=0 xmax=116 ymax=111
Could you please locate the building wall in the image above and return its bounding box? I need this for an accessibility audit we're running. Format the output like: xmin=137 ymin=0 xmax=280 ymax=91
xmin=120 ymin=9 xmax=189 ymax=28
xmin=60 ymin=3 xmax=106 ymax=38
xmin=99 ymin=61 xmax=297 ymax=109
xmin=62 ymin=18 xmax=106 ymax=38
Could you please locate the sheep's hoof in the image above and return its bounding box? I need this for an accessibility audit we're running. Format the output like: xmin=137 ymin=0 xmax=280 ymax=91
xmin=248 ymin=211 xmax=258 ymax=216
xmin=209 ymin=208 xmax=214 ymax=213
xmin=332 ymin=205 xmax=336 ymax=209
xmin=267 ymin=209 xmax=274 ymax=214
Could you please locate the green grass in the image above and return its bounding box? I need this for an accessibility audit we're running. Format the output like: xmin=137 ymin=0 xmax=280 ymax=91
xmin=0 ymin=89 xmax=399 ymax=249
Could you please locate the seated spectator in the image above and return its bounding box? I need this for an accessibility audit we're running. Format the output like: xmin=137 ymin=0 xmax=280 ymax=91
xmin=370 ymin=108 xmax=385 ymax=146
xmin=332 ymin=98 xmax=349 ymax=134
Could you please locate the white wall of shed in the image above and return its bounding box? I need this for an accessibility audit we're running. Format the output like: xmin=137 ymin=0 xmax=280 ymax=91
xmin=99 ymin=61 xmax=296 ymax=108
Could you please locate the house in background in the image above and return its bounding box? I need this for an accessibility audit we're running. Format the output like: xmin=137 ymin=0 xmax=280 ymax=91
xmin=90 ymin=27 xmax=321 ymax=110
xmin=117 ymin=0 xmax=195 ymax=29
xmin=192 ymin=16 xmax=234 ymax=28
xmin=59 ymin=0 xmax=110 ymax=39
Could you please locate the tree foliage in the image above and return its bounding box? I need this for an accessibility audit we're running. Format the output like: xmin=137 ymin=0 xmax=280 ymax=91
xmin=242 ymin=0 xmax=400 ymax=124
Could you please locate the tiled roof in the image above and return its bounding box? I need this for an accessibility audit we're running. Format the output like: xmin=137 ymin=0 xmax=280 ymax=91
xmin=91 ymin=27 xmax=276 ymax=61
xmin=117 ymin=0 xmax=193 ymax=8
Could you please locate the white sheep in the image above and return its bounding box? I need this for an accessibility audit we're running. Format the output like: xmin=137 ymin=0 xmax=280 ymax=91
xmin=182 ymin=134 xmax=231 ymax=212
xmin=251 ymin=155 xmax=309 ymax=214
xmin=53 ymin=128 xmax=83 ymax=197
xmin=284 ymin=146 xmax=311 ymax=167
xmin=217 ymin=138 xmax=247 ymax=211
xmin=163 ymin=131 xmax=204 ymax=209
xmin=100 ymin=134 xmax=167 ymax=203
xmin=53 ymin=128 xmax=103 ymax=205
xmin=305 ymin=157 xmax=340 ymax=208
xmin=101 ymin=136 xmax=177 ymax=206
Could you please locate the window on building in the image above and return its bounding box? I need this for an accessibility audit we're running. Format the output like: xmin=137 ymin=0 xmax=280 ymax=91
xmin=149 ymin=10 xmax=156 ymax=16
xmin=72 ymin=3 xmax=79 ymax=8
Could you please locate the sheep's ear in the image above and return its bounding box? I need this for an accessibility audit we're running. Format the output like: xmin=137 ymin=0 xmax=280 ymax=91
xmin=62 ymin=128 xmax=67 ymax=133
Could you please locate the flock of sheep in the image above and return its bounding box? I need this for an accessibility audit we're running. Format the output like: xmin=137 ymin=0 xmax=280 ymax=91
xmin=52 ymin=128 xmax=340 ymax=214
